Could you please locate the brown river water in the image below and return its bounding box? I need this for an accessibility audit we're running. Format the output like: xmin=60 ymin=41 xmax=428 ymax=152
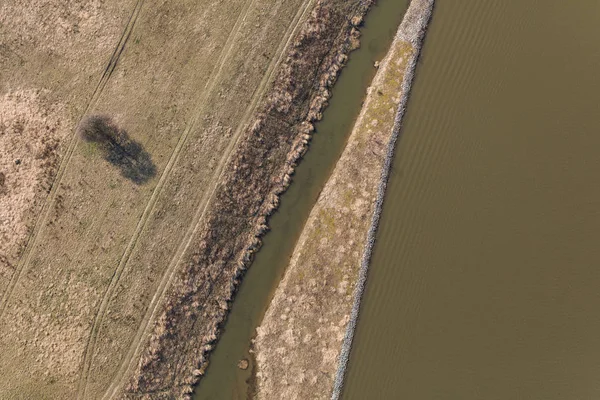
xmin=341 ymin=0 xmax=600 ymax=399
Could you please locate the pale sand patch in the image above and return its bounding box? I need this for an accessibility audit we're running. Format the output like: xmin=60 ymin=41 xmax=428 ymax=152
xmin=0 ymin=89 xmax=67 ymax=283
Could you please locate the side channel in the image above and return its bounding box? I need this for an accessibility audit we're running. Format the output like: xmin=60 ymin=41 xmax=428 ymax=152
xmin=193 ymin=0 xmax=410 ymax=398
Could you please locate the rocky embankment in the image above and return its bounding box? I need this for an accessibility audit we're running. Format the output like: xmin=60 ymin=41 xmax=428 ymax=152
xmin=252 ymin=0 xmax=435 ymax=399
xmin=332 ymin=0 xmax=434 ymax=397
xmin=123 ymin=0 xmax=374 ymax=398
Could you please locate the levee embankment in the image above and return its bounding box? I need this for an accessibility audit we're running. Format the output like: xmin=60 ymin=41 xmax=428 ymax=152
xmin=332 ymin=1 xmax=434 ymax=397
xmin=252 ymin=1 xmax=434 ymax=399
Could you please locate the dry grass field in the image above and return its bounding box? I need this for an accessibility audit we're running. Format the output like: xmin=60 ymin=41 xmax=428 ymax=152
xmin=0 ymin=0 xmax=368 ymax=398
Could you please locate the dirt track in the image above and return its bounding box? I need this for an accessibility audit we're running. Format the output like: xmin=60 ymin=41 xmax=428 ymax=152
xmin=75 ymin=1 xmax=315 ymax=397
xmin=0 ymin=0 xmax=135 ymax=309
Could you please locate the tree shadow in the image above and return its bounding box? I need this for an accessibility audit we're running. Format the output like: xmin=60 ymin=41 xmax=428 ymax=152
xmin=78 ymin=115 xmax=156 ymax=185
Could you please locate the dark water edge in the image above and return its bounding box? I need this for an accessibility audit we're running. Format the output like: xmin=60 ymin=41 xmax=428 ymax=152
xmin=342 ymin=1 xmax=600 ymax=399
xmin=193 ymin=0 xmax=410 ymax=398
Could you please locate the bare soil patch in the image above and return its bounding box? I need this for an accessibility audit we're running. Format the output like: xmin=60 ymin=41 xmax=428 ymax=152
xmin=0 ymin=90 xmax=66 ymax=287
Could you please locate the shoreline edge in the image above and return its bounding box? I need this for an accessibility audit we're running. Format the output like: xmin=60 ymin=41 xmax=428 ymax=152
xmin=330 ymin=0 xmax=435 ymax=398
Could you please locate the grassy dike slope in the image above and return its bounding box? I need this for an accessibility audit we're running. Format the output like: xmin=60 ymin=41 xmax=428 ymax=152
xmin=253 ymin=1 xmax=434 ymax=399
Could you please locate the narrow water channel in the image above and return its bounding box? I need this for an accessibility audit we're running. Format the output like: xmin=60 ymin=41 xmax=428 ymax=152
xmin=193 ymin=1 xmax=410 ymax=398
xmin=342 ymin=1 xmax=600 ymax=398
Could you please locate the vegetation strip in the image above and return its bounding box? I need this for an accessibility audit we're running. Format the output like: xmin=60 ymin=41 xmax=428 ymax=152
xmin=80 ymin=0 xmax=265 ymax=397
xmin=101 ymin=1 xmax=316 ymax=397
xmin=120 ymin=1 xmax=374 ymax=398
xmin=331 ymin=0 xmax=434 ymax=398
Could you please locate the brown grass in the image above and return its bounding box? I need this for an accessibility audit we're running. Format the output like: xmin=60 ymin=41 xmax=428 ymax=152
xmin=0 ymin=90 xmax=66 ymax=290
xmin=0 ymin=0 xmax=373 ymax=399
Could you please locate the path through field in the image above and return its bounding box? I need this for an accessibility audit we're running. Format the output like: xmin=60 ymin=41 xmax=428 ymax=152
xmin=0 ymin=0 xmax=144 ymax=322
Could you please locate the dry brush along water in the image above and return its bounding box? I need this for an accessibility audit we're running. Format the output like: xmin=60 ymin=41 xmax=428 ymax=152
xmin=124 ymin=1 xmax=376 ymax=398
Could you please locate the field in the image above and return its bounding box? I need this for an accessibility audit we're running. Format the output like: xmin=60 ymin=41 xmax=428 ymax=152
xmin=0 ymin=0 xmax=369 ymax=398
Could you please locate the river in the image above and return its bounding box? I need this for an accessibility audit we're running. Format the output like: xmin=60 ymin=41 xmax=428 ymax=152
xmin=193 ymin=0 xmax=410 ymax=398
xmin=341 ymin=1 xmax=600 ymax=398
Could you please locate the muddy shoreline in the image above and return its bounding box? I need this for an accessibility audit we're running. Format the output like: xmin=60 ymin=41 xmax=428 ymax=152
xmin=331 ymin=0 xmax=435 ymax=398
xmin=121 ymin=1 xmax=375 ymax=398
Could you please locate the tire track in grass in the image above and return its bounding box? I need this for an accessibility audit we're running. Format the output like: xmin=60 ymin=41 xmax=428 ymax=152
xmin=78 ymin=0 xmax=265 ymax=397
xmin=0 ymin=0 xmax=145 ymax=322
xmin=88 ymin=0 xmax=145 ymax=112
xmin=100 ymin=1 xmax=314 ymax=398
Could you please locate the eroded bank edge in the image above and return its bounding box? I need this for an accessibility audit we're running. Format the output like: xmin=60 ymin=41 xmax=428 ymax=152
xmin=330 ymin=0 xmax=435 ymax=398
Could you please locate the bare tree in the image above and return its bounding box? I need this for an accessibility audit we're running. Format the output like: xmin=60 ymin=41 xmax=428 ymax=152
xmin=78 ymin=115 xmax=156 ymax=184
xmin=78 ymin=115 xmax=123 ymax=150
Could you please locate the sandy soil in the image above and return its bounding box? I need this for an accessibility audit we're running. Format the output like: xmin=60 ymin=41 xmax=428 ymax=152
xmin=253 ymin=1 xmax=434 ymax=398
xmin=0 ymin=90 xmax=65 ymax=285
